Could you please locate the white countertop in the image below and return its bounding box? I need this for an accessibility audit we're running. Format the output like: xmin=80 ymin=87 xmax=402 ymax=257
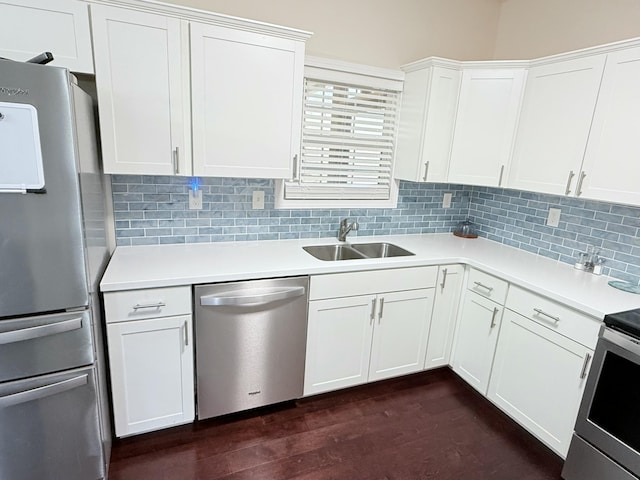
xmin=100 ymin=233 xmax=640 ymax=319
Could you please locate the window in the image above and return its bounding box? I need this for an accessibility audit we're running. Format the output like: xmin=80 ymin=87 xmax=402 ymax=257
xmin=276 ymin=58 xmax=403 ymax=208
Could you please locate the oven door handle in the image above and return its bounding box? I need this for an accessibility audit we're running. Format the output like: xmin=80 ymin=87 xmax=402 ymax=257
xmin=0 ymin=374 xmax=88 ymax=408
xmin=0 ymin=317 xmax=83 ymax=345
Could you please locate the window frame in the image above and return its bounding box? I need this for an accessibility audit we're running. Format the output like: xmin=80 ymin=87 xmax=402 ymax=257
xmin=275 ymin=57 xmax=404 ymax=210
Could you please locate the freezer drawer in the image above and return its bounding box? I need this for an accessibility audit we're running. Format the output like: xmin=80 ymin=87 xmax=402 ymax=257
xmin=195 ymin=276 xmax=308 ymax=419
xmin=0 ymin=310 xmax=93 ymax=383
xmin=0 ymin=366 xmax=104 ymax=480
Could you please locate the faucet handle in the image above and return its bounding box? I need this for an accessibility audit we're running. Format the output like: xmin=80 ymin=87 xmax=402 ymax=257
xmin=352 ymin=220 xmax=359 ymax=231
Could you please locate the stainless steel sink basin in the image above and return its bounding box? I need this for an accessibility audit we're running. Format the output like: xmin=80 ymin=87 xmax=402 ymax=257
xmin=351 ymin=242 xmax=415 ymax=258
xmin=303 ymin=242 xmax=414 ymax=261
xmin=303 ymin=244 xmax=367 ymax=261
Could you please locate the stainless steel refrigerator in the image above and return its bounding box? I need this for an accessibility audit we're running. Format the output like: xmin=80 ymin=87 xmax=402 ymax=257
xmin=0 ymin=59 xmax=111 ymax=479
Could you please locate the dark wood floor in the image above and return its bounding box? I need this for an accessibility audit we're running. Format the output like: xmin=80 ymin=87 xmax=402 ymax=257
xmin=108 ymin=368 xmax=563 ymax=480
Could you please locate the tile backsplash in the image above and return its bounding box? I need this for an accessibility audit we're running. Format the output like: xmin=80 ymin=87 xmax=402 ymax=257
xmin=111 ymin=176 xmax=640 ymax=285
xmin=111 ymin=175 xmax=470 ymax=244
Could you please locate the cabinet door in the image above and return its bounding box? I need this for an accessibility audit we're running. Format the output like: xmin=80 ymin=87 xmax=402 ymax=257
xmin=448 ymin=68 xmax=526 ymax=187
xmin=580 ymin=46 xmax=640 ymax=205
xmin=107 ymin=314 xmax=194 ymax=437
xmin=0 ymin=0 xmax=93 ymax=73
xmin=508 ymin=56 xmax=605 ymax=195
xmin=369 ymin=289 xmax=434 ymax=382
xmin=395 ymin=65 xmax=461 ymax=182
xmin=91 ymin=5 xmax=191 ymax=175
xmin=191 ymin=22 xmax=304 ymax=178
xmin=304 ymin=295 xmax=375 ymax=395
xmin=424 ymin=265 xmax=464 ymax=369
xmin=488 ymin=309 xmax=592 ymax=458
xmin=451 ymin=291 xmax=503 ymax=395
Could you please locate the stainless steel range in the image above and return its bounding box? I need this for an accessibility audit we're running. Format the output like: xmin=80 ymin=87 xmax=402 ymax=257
xmin=0 ymin=58 xmax=111 ymax=479
xmin=563 ymin=308 xmax=640 ymax=480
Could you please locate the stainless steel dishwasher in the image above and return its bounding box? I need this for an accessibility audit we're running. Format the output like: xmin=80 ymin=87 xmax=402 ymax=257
xmin=194 ymin=276 xmax=308 ymax=419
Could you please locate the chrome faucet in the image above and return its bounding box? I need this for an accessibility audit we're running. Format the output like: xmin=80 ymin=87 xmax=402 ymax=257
xmin=338 ymin=218 xmax=359 ymax=242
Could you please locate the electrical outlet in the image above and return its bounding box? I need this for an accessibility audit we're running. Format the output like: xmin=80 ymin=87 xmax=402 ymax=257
xmin=189 ymin=189 xmax=203 ymax=210
xmin=252 ymin=190 xmax=265 ymax=210
xmin=547 ymin=208 xmax=561 ymax=227
xmin=443 ymin=193 xmax=453 ymax=209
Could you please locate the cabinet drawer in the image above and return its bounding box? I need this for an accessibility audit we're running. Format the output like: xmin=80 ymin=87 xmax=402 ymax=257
xmin=506 ymin=285 xmax=600 ymax=349
xmin=104 ymin=286 xmax=192 ymax=323
xmin=310 ymin=267 xmax=438 ymax=300
xmin=467 ymin=269 xmax=509 ymax=305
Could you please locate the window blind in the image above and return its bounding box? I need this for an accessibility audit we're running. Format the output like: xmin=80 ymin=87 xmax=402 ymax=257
xmin=285 ymin=78 xmax=400 ymax=200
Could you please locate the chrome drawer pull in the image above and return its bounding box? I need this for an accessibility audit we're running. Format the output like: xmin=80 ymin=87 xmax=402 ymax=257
xmin=0 ymin=317 xmax=82 ymax=345
xmin=133 ymin=302 xmax=166 ymax=310
xmin=533 ymin=308 xmax=560 ymax=323
xmin=580 ymin=353 xmax=592 ymax=379
xmin=474 ymin=281 xmax=494 ymax=292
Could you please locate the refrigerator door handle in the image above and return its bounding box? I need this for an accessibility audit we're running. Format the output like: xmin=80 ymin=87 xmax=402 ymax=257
xmin=0 ymin=317 xmax=82 ymax=345
xmin=0 ymin=374 xmax=88 ymax=408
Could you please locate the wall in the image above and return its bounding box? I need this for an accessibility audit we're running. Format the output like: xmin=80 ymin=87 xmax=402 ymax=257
xmin=469 ymin=187 xmax=640 ymax=285
xmin=111 ymin=176 xmax=640 ymax=285
xmin=111 ymin=176 xmax=469 ymax=243
xmin=166 ymin=0 xmax=502 ymax=67
xmin=494 ymin=0 xmax=640 ymax=59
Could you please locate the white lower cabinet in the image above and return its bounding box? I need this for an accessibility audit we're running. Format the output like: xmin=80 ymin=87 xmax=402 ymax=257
xmin=424 ymin=264 xmax=464 ymax=369
xmin=451 ymin=291 xmax=504 ymax=395
xmin=104 ymin=286 xmax=194 ymax=437
xmin=304 ymin=267 xmax=437 ymax=396
xmin=488 ymin=309 xmax=593 ymax=458
xmin=305 ymin=294 xmax=375 ymax=395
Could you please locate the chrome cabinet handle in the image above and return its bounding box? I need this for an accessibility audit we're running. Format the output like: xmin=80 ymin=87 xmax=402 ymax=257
xmin=0 ymin=374 xmax=88 ymax=408
xmin=200 ymin=287 xmax=305 ymax=307
xmin=183 ymin=321 xmax=189 ymax=347
xmin=565 ymin=170 xmax=575 ymax=195
xmin=370 ymin=298 xmax=377 ymax=323
xmin=292 ymin=154 xmax=299 ymax=181
xmin=576 ymin=171 xmax=587 ymax=197
xmin=474 ymin=281 xmax=494 ymax=293
xmin=378 ymin=297 xmax=385 ymax=323
xmin=440 ymin=268 xmax=448 ymax=290
xmin=0 ymin=317 xmax=82 ymax=345
xmin=490 ymin=307 xmax=499 ymax=328
xmin=172 ymin=147 xmax=180 ymax=175
xmin=498 ymin=165 xmax=505 ymax=186
xmin=423 ymin=161 xmax=430 ymax=182
xmin=533 ymin=308 xmax=560 ymax=323
xmin=133 ymin=302 xmax=166 ymax=310
xmin=580 ymin=353 xmax=592 ymax=379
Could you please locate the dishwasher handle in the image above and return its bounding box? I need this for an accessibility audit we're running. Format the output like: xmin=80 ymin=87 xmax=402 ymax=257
xmin=200 ymin=286 xmax=306 ymax=307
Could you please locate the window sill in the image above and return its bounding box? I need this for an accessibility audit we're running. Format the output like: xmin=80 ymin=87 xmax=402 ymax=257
xmin=274 ymin=180 xmax=399 ymax=210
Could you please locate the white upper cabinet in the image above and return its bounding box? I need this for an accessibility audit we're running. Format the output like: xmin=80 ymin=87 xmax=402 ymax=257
xmin=447 ymin=67 xmax=526 ymax=187
xmin=91 ymin=5 xmax=191 ymax=175
xmin=579 ymin=46 xmax=640 ymax=205
xmin=190 ymin=23 xmax=305 ymax=179
xmin=507 ymin=55 xmax=606 ymax=195
xmin=394 ymin=61 xmax=461 ymax=182
xmin=0 ymin=0 xmax=93 ymax=73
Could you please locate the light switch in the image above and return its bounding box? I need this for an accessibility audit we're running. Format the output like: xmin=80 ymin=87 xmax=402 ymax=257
xmin=443 ymin=193 xmax=453 ymax=209
xmin=547 ymin=208 xmax=561 ymax=227
xmin=252 ymin=190 xmax=265 ymax=210
xmin=189 ymin=189 xmax=203 ymax=210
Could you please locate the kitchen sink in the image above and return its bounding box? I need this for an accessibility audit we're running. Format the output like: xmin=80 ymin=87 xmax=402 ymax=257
xmin=303 ymin=242 xmax=414 ymax=261
xmin=351 ymin=242 xmax=414 ymax=258
xmin=303 ymin=244 xmax=367 ymax=261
